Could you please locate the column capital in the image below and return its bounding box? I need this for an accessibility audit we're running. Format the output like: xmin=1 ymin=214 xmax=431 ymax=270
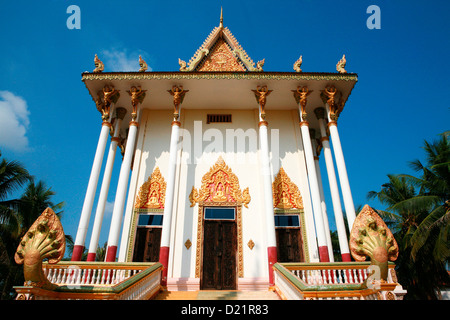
xmin=252 ymin=85 xmax=272 ymax=120
xmin=115 ymin=107 xmax=127 ymax=120
xmin=292 ymin=86 xmax=312 ymax=121
xmin=127 ymin=86 xmax=146 ymax=120
xmin=168 ymin=85 xmax=189 ymax=121
xmin=97 ymin=85 xmax=120 ymax=121
xmin=320 ymin=85 xmax=345 ymax=121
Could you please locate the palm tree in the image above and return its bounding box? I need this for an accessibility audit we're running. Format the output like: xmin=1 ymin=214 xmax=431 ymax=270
xmin=0 ymin=151 xmax=31 ymax=299
xmin=367 ymin=131 xmax=450 ymax=299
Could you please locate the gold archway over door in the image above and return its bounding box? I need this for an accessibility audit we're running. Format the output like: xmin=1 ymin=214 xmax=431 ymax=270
xmin=189 ymin=156 xmax=250 ymax=278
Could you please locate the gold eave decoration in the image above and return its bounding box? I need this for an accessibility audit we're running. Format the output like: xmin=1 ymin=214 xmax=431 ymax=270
xmin=272 ymin=167 xmax=304 ymax=210
xmin=134 ymin=167 xmax=167 ymax=209
xmin=189 ymin=156 xmax=250 ymax=208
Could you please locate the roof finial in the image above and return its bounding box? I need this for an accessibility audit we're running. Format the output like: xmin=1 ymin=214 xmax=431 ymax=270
xmin=219 ymin=7 xmax=223 ymax=28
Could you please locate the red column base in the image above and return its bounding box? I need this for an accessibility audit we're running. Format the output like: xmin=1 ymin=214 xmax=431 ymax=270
xmin=86 ymin=252 xmax=96 ymax=262
xmin=159 ymin=246 xmax=170 ymax=286
xmin=341 ymin=252 xmax=352 ymax=262
xmin=71 ymin=245 xmax=84 ymax=261
xmin=267 ymin=246 xmax=277 ymax=286
xmin=105 ymin=245 xmax=118 ymax=262
xmin=318 ymin=245 xmax=330 ymax=262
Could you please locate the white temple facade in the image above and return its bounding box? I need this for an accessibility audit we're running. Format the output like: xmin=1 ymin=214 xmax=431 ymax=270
xmin=71 ymin=13 xmax=358 ymax=292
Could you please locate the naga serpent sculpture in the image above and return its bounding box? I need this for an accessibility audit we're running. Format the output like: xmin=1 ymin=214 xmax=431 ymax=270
xmin=349 ymin=205 xmax=399 ymax=282
xmin=15 ymin=207 xmax=65 ymax=289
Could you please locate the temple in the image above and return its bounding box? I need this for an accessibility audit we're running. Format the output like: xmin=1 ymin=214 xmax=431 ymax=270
xmin=13 ymin=10 xmax=407 ymax=300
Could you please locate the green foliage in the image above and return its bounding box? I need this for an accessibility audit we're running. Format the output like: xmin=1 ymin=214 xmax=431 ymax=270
xmin=0 ymin=151 xmax=66 ymax=300
xmin=367 ymin=131 xmax=450 ymax=299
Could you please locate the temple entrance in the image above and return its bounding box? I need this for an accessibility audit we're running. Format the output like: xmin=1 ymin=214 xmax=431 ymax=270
xmin=275 ymin=214 xmax=305 ymax=262
xmin=132 ymin=213 xmax=163 ymax=262
xmin=201 ymin=207 xmax=237 ymax=290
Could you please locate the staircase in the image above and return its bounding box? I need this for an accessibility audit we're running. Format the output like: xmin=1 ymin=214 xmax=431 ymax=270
xmin=154 ymin=290 xmax=281 ymax=300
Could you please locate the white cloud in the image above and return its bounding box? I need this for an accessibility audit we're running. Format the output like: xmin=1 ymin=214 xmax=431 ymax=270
xmin=101 ymin=49 xmax=152 ymax=72
xmin=0 ymin=91 xmax=30 ymax=152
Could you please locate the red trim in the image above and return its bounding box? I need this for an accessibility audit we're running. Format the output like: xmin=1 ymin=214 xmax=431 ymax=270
xmin=341 ymin=252 xmax=352 ymax=262
xmin=159 ymin=246 xmax=170 ymax=286
xmin=71 ymin=245 xmax=84 ymax=261
xmin=267 ymin=246 xmax=277 ymax=286
xmin=105 ymin=245 xmax=117 ymax=262
xmin=318 ymin=245 xmax=330 ymax=262
xmin=86 ymin=252 xmax=96 ymax=262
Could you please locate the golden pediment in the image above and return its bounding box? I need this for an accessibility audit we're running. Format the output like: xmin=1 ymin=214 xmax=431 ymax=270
xmin=197 ymin=38 xmax=246 ymax=72
xmin=134 ymin=167 xmax=166 ymax=209
xmin=272 ymin=167 xmax=303 ymax=210
xmin=189 ymin=156 xmax=250 ymax=208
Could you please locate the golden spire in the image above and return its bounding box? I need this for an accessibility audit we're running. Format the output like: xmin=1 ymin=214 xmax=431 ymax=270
xmin=219 ymin=7 xmax=223 ymax=28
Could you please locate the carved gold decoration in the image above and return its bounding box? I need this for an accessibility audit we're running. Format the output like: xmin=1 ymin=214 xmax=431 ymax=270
xmin=168 ymin=85 xmax=188 ymax=120
xmin=185 ymin=239 xmax=192 ymax=250
xmin=256 ymin=59 xmax=265 ymax=72
xmin=349 ymin=205 xmax=399 ymax=281
xmin=134 ymin=167 xmax=166 ymax=209
xmin=138 ymin=55 xmax=148 ymax=72
xmin=320 ymin=85 xmax=340 ymax=121
xmin=15 ymin=208 xmax=65 ymax=289
xmin=272 ymin=167 xmax=303 ymax=210
xmin=247 ymin=239 xmax=255 ymax=250
xmin=293 ymin=55 xmax=302 ymax=72
xmin=127 ymin=86 xmax=146 ymax=120
xmin=197 ymin=38 xmax=246 ymax=72
xmin=178 ymin=58 xmax=188 ymax=71
xmin=252 ymin=86 xmax=272 ymax=119
xmin=336 ymin=54 xmax=347 ymax=73
xmin=189 ymin=156 xmax=251 ymax=208
xmin=292 ymin=86 xmax=312 ymax=122
xmin=192 ymin=156 xmax=248 ymax=278
xmin=97 ymin=85 xmax=120 ymax=121
xmin=93 ymin=54 xmax=104 ymax=73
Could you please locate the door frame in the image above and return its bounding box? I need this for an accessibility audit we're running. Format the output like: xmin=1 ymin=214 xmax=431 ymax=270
xmin=200 ymin=207 xmax=238 ymax=290
xmin=195 ymin=203 xmax=244 ymax=281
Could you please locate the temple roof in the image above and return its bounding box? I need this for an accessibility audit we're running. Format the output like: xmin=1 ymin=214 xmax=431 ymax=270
xmin=178 ymin=8 xmax=264 ymax=72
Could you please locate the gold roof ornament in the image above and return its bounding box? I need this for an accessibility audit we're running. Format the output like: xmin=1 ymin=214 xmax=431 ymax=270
xmin=336 ymin=54 xmax=347 ymax=73
xmin=138 ymin=55 xmax=148 ymax=72
xmin=93 ymin=54 xmax=104 ymax=73
xmin=349 ymin=205 xmax=399 ymax=281
xmin=293 ymin=55 xmax=303 ymax=72
xmin=179 ymin=8 xmax=263 ymax=72
xmin=15 ymin=208 xmax=65 ymax=289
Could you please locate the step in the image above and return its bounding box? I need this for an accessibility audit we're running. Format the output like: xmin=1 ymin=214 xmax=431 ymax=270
xmin=154 ymin=290 xmax=280 ymax=300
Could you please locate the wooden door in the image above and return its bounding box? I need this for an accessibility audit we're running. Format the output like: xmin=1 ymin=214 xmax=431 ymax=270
xmin=276 ymin=228 xmax=304 ymax=262
xmin=201 ymin=220 xmax=237 ymax=290
xmin=132 ymin=227 xmax=162 ymax=262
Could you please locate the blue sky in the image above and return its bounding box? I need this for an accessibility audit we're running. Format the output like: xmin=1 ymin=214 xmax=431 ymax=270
xmin=1 ymin=0 xmax=449 ymax=255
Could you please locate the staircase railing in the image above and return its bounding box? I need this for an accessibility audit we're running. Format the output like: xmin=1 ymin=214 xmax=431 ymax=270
xmin=14 ymin=262 xmax=163 ymax=300
xmin=273 ymin=262 xmax=406 ymax=300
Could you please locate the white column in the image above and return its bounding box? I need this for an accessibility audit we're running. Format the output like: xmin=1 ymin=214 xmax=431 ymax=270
xmin=310 ymin=130 xmax=334 ymax=262
xmin=315 ymin=107 xmax=351 ymax=261
xmin=258 ymin=118 xmax=277 ymax=285
xmin=87 ymin=108 xmax=126 ymax=261
xmin=105 ymin=109 xmax=140 ymax=262
xmin=72 ymin=118 xmax=112 ymax=261
xmin=159 ymin=120 xmax=181 ymax=285
xmin=299 ymin=119 xmax=330 ymax=262
xmin=325 ymin=104 xmax=356 ymax=230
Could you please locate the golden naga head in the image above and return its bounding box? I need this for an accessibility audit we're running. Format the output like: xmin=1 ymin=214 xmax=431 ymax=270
xmin=15 ymin=208 xmax=65 ymax=289
xmin=349 ymin=205 xmax=399 ymax=281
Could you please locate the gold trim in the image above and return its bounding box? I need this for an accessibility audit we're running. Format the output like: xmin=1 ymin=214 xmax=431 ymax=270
xmin=134 ymin=167 xmax=166 ymax=209
xmin=272 ymin=167 xmax=304 ymax=210
xmin=191 ymin=156 xmax=249 ymax=278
